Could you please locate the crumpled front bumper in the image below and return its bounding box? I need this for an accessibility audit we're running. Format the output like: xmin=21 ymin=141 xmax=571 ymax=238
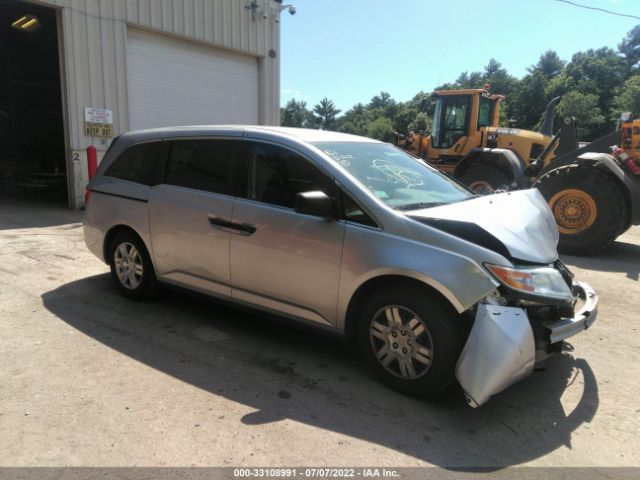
xmin=455 ymin=282 xmax=598 ymax=408
xmin=545 ymin=281 xmax=598 ymax=344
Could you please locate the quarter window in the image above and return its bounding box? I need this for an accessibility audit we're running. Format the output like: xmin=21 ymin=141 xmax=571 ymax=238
xmin=341 ymin=193 xmax=378 ymax=227
xmin=167 ymin=139 xmax=237 ymax=195
xmin=104 ymin=142 xmax=167 ymax=186
xmin=247 ymin=142 xmax=336 ymax=210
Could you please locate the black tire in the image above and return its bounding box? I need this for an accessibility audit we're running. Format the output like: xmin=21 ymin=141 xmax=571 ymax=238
xmin=535 ymin=163 xmax=629 ymax=256
xmin=356 ymin=284 xmax=468 ymax=398
xmin=108 ymin=230 xmax=159 ymax=300
xmin=458 ymin=165 xmax=510 ymax=194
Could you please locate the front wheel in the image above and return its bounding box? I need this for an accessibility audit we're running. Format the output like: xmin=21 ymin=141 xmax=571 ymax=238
xmin=535 ymin=164 xmax=629 ymax=255
xmin=357 ymin=285 xmax=468 ymax=397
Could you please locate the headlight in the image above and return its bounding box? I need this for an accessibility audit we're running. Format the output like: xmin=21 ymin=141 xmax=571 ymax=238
xmin=485 ymin=264 xmax=573 ymax=301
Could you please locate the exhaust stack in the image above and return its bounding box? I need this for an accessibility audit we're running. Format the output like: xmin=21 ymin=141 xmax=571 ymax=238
xmin=539 ymin=96 xmax=562 ymax=137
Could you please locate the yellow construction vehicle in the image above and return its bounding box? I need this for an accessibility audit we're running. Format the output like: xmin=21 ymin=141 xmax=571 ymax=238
xmin=397 ymin=88 xmax=640 ymax=255
xmin=621 ymin=117 xmax=640 ymax=162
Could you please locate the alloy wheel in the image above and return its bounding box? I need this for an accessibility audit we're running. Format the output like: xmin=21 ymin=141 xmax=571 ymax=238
xmin=369 ymin=305 xmax=434 ymax=379
xmin=113 ymin=241 xmax=144 ymax=290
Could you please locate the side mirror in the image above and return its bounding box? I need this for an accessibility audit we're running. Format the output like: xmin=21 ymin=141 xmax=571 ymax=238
xmin=294 ymin=191 xmax=334 ymax=219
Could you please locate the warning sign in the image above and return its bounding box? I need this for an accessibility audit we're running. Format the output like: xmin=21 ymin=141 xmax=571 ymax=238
xmin=84 ymin=107 xmax=113 ymax=137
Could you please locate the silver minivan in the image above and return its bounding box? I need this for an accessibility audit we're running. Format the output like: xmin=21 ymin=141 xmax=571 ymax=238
xmin=84 ymin=126 xmax=598 ymax=407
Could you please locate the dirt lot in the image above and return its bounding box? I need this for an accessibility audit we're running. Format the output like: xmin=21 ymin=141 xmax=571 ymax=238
xmin=1 ymin=198 xmax=639 ymax=469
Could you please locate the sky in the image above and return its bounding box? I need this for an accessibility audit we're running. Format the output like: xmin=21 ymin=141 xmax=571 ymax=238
xmin=278 ymin=0 xmax=640 ymax=112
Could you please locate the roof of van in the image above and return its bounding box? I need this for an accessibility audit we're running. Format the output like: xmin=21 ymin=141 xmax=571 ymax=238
xmin=118 ymin=125 xmax=381 ymax=144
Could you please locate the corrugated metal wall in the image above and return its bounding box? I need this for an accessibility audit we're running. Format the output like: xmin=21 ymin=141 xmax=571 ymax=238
xmin=37 ymin=0 xmax=281 ymax=208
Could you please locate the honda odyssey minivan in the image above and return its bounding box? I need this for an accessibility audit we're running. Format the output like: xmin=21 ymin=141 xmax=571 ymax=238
xmin=84 ymin=126 xmax=598 ymax=407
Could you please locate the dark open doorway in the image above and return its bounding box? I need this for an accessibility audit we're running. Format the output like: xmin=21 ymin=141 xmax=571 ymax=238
xmin=0 ymin=0 xmax=67 ymax=204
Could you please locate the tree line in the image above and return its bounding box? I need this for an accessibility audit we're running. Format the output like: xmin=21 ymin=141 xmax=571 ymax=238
xmin=281 ymin=25 xmax=640 ymax=142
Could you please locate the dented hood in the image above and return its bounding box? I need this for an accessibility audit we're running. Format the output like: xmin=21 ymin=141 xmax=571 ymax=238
xmin=409 ymin=189 xmax=559 ymax=264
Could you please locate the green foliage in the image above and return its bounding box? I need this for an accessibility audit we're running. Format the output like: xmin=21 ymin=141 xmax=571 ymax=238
xmin=310 ymin=98 xmax=341 ymax=130
xmin=280 ymin=99 xmax=310 ymax=128
xmin=408 ymin=112 xmax=431 ymax=134
xmin=614 ymin=75 xmax=640 ymax=116
xmin=529 ymin=50 xmax=565 ymax=78
xmin=281 ymin=25 xmax=640 ymax=143
xmin=557 ymin=91 xmax=605 ymax=139
xmin=618 ymin=25 xmax=640 ymax=76
xmin=338 ymin=103 xmax=370 ymax=135
xmin=482 ymin=59 xmax=517 ymax=100
xmin=510 ymin=71 xmax=548 ymax=130
xmin=392 ymin=102 xmax=421 ymax=134
xmin=366 ymin=117 xmax=395 ymax=142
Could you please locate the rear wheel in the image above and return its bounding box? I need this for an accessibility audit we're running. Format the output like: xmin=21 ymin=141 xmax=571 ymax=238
xmin=458 ymin=165 xmax=509 ymax=194
xmin=108 ymin=230 xmax=159 ymax=300
xmin=535 ymin=164 xmax=628 ymax=255
xmin=357 ymin=285 xmax=468 ymax=397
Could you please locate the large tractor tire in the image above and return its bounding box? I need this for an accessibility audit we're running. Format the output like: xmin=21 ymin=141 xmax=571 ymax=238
xmin=458 ymin=165 xmax=509 ymax=194
xmin=535 ymin=163 xmax=628 ymax=256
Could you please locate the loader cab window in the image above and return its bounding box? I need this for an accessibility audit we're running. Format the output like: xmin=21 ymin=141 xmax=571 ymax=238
xmin=431 ymin=96 xmax=470 ymax=149
xmin=478 ymin=97 xmax=496 ymax=129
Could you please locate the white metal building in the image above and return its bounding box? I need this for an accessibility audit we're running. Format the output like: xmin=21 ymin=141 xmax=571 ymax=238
xmin=0 ymin=0 xmax=282 ymax=209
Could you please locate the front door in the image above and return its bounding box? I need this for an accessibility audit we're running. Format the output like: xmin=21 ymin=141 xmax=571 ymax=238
xmin=229 ymin=141 xmax=346 ymax=327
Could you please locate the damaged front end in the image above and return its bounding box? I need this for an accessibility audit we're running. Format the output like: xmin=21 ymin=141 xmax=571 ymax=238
xmin=455 ymin=260 xmax=598 ymax=407
xmin=407 ymin=190 xmax=598 ymax=407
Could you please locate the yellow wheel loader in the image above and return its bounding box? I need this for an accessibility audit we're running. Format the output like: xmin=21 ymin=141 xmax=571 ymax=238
xmin=397 ymin=88 xmax=640 ymax=255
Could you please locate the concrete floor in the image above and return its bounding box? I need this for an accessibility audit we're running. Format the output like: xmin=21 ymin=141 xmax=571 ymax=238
xmin=1 ymin=198 xmax=639 ymax=469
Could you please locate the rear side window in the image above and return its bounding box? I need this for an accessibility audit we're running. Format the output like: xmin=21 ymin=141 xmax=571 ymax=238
xmin=246 ymin=142 xmax=335 ymax=209
xmin=167 ymin=139 xmax=237 ymax=196
xmin=104 ymin=141 xmax=167 ymax=186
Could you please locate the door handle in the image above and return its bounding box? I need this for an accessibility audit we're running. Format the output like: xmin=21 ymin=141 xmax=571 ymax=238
xmin=229 ymin=222 xmax=257 ymax=235
xmin=209 ymin=217 xmax=232 ymax=228
xmin=209 ymin=217 xmax=256 ymax=236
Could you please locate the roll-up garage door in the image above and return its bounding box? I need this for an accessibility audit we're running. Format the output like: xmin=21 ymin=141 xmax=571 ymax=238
xmin=126 ymin=28 xmax=259 ymax=130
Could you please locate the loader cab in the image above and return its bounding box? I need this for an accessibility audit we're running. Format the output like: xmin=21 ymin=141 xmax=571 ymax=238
xmin=427 ymin=89 xmax=503 ymax=173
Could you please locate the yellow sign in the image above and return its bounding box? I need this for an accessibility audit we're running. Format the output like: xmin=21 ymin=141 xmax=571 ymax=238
xmin=85 ymin=122 xmax=113 ymax=137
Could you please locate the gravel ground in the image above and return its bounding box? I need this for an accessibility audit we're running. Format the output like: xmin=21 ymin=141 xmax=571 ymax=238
xmin=0 ymin=197 xmax=639 ymax=469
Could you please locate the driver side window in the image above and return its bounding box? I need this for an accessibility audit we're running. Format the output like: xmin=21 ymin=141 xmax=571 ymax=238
xmin=246 ymin=142 xmax=336 ymax=210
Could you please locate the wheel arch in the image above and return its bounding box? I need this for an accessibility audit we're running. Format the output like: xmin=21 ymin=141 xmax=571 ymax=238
xmin=454 ymin=148 xmax=528 ymax=188
xmin=343 ymin=275 xmax=466 ymax=342
xmin=103 ymin=224 xmax=151 ymax=264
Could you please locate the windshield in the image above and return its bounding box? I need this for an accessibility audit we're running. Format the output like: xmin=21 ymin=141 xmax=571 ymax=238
xmin=431 ymin=98 xmax=443 ymax=149
xmin=313 ymin=142 xmax=473 ymax=210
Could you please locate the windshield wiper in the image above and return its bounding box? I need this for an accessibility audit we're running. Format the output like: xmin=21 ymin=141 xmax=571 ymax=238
xmin=459 ymin=194 xmax=481 ymax=201
xmin=395 ymin=201 xmax=447 ymax=211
